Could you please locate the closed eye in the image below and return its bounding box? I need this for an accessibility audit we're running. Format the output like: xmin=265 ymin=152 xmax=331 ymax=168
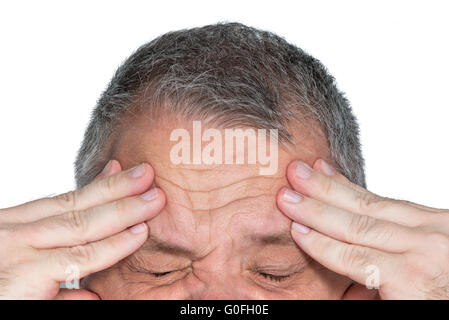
xmin=126 ymin=263 xmax=178 ymax=277
xmin=256 ymin=271 xmax=291 ymax=282
xmin=150 ymin=271 xmax=174 ymax=277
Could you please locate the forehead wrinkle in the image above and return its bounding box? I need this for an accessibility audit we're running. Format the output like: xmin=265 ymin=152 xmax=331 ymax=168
xmin=167 ymin=193 xmax=275 ymax=213
xmin=154 ymin=172 xmax=284 ymax=212
xmin=155 ymin=172 xmax=284 ymax=192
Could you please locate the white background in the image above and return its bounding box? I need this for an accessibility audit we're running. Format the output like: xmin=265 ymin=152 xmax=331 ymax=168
xmin=0 ymin=0 xmax=448 ymax=209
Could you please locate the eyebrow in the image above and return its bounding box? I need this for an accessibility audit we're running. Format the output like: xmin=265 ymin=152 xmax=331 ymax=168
xmin=140 ymin=234 xmax=195 ymax=256
xmin=246 ymin=232 xmax=298 ymax=247
xmin=139 ymin=231 xmax=297 ymax=258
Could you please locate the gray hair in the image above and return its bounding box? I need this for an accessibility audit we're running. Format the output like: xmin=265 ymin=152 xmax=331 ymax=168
xmin=75 ymin=22 xmax=366 ymax=188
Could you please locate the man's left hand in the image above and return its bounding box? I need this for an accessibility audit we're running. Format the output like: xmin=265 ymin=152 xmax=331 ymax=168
xmin=277 ymin=159 xmax=449 ymax=299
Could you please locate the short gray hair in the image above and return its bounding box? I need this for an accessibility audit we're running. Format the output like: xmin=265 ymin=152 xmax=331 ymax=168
xmin=75 ymin=22 xmax=366 ymax=188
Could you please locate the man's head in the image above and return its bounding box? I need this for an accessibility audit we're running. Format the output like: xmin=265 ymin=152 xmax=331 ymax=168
xmin=75 ymin=22 xmax=365 ymax=299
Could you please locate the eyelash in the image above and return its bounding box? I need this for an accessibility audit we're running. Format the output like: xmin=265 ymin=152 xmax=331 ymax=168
xmin=255 ymin=271 xmax=291 ymax=282
xmin=150 ymin=270 xmax=291 ymax=284
xmin=150 ymin=270 xmax=291 ymax=281
xmin=126 ymin=263 xmax=177 ymax=278
xmin=131 ymin=264 xmax=292 ymax=282
xmin=150 ymin=271 xmax=174 ymax=277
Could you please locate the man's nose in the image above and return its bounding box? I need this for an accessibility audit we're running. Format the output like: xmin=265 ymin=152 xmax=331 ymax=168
xmin=187 ymin=240 xmax=247 ymax=299
xmin=188 ymin=267 xmax=248 ymax=299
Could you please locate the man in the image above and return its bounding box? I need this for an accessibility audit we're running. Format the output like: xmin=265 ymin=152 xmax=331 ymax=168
xmin=0 ymin=23 xmax=448 ymax=299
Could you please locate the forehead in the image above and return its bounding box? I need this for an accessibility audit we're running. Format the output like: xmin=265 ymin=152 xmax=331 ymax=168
xmin=112 ymin=114 xmax=330 ymax=254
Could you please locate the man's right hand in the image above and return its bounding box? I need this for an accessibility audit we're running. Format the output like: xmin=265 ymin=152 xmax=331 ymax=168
xmin=0 ymin=160 xmax=165 ymax=299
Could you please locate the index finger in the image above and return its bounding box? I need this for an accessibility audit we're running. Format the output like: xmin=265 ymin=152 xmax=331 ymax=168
xmin=313 ymin=158 xmax=447 ymax=214
xmin=290 ymin=224 xmax=399 ymax=290
xmin=1 ymin=162 xmax=154 ymax=223
xmin=286 ymin=160 xmax=429 ymax=226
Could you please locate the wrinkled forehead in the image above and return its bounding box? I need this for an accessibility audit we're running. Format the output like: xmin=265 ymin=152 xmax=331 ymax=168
xmin=111 ymin=114 xmax=330 ymax=249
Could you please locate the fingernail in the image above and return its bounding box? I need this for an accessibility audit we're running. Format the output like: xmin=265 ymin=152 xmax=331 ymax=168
xmin=321 ymin=160 xmax=335 ymax=176
xmin=283 ymin=189 xmax=302 ymax=203
xmin=130 ymin=222 xmax=147 ymax=234
xmin=141 ymin=188 xmax=158 ymax=201
xmin=101 ymin=160 xmax=112 ymax=175
xmin=128 ymin=163 xmax=145 ymax=178
xmin=292 ymin=222 xmax=310 ymax=234
xmin=296 ymin=161 xmax=312 ymax=179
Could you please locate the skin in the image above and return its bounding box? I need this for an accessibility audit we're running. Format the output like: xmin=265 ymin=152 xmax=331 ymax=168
xmin=83 ymin=115 xmax=355 ymax=299
xmin=0 ymin=162 xmax=165 ymax=299
xmin=279 ymin=160 xmax=449 ymax=299
xmin=0 ymin=114 xmax=447 ymax=299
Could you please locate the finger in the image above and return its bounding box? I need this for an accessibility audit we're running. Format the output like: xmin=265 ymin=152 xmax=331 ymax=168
xmin=54 ymin=288 xmax=100 ymax=300
xmin=19 ymin=188 xmax=165 ymax=248
xmin=314 ymin=158 xmax=447 ymax=214
xmin=0 ymin=159 xmax=119 ymax=222
xmin=43 ymin=222 xmax=149 ymax=282
xmin=312 ymin=159 xmax=368 ymax=194
xmin=1 ymin=162 xmax=154 ymax=223
xmin=278 ymin=188 xmax=420 ymax=252
xmin=287 ymin=159 xmax=428 ymax=226
xmin=91 ymin=159 xmax=122 ymax=182
xmin=290 ymin=223 xmax=400 ymax=289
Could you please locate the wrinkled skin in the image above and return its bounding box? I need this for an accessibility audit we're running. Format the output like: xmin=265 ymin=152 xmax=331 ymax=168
xmin=84 ymin=116 xmax=359 ymax=299
xmin=3 ymin=114 xmax=446 ymax=299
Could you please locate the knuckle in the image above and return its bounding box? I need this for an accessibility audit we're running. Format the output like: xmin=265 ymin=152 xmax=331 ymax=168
xmin=52 ymin=191 xmax=77 ymax=211
xmin=341 ymin=245 xmax=369 ymax=273
xmin=109 ymin=200 xmax=125 ymax=226
xmin=357 ymin=192 xmax=387 ymax=214
xmin=93 ymin=174 xmax=118 ymax=202
xmin=321 ymin=176 xmax=334 ymax=197
xmin=309 ymin=200 xmax=327 ymax=217
xmin=65 ymin=244 xmax=96 ymax=267
xmin=64 ymin=210 xmax=89 ymax=237
xmin=348 ymin=214 xmax=374 ymax=241
xmin=114 ymin=198 xmax=125 ymax=215
xmin=104 ymin=173 xmax=118 ymax=195
xmin=371 ymin=222 xmax=395 ymax=244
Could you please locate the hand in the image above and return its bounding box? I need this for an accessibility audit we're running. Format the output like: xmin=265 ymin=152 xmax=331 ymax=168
xmin=0 ymin=160 xmax=165 ymax=299
xmin=277 ymin=159 xmax=449 ymax=299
